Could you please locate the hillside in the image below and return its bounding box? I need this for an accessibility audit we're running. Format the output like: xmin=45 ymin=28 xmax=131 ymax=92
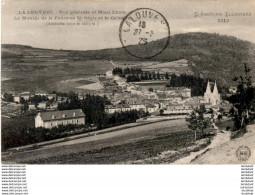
xmin=191 ymin=124 xmax=255 ymax=164
xmin=2 ymin=32 xmax=255 ymax=92
xmin=74 ymin=32 xmax=255 ymax=86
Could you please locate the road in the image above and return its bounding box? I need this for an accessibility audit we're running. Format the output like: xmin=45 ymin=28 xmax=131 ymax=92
xmin=2 ymin=119 xmax=189 ymax=164
xmin=191 ymin=124 xmax=255 ymax=164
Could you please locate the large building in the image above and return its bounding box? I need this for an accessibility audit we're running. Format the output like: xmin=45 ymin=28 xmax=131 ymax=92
xmin=35 ymin=109 xmax=85 ymax=128
xmin=105 ymin=104 xmax=132 ymax=114
xmin=204 ymin=81 xmax=221 ymax=105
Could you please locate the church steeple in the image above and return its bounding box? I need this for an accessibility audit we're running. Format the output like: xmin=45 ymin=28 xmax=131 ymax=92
xmin=204 ymin=80 xmax=221 ymax=105
xmin=213 ymin=81 xmax=219 ymax=95
xmin=206 ymin=80 xmax=211 ymax=93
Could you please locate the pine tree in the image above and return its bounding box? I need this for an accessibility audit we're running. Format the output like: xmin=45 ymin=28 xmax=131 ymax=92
xmin=157 ymin=71 xmax=160 ymax=80
xmin=228 ymin=63 xmax=255 ymax=130
xmin=149 ymin=73 xmax=152 ymax=80
xmin=165 ymin=72 xmax=169 ymax=80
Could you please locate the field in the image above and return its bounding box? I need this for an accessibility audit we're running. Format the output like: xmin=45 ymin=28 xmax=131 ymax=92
xmin=1 ymin=115 xmax=35 ymax=131
xmin=2 ymin=119 xmax=204 ymax=164
xmin=1 ymin=102 xmax=22 ymax=117
xmin=1 ymin=55 xmax=113 ymax=94
xmin=75 ymin=80 xmax=94 ymax=85
xmin=28 ymin=130 xmax=201 ymax=164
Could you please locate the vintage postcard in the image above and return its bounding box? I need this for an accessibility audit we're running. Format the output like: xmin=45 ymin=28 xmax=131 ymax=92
xmin=1 ymin=0 xmax=255 ymax=164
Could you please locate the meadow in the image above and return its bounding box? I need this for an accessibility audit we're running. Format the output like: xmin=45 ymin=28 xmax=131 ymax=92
xmin=1 ymin=57 xmax=112 ymax=94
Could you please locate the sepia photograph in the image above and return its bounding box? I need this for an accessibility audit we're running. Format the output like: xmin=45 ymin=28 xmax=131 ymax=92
xmin=1 ymin=0 xmax=255 ymax=165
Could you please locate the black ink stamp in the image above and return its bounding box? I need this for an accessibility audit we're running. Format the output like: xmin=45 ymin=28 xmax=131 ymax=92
xmin=236 ymin=145 xmax=251 ymax=161
xmin=119 ymin=8 xmax=170 ymax=59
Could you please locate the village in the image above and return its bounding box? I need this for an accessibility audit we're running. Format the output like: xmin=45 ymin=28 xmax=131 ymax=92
xmin=2 ymin=66 xmax=233 ymax=130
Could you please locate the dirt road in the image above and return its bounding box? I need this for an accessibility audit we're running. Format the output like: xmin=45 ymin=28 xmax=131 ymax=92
xmin=173 ymin=130 xmax=231 ymax=164
xmin=191 ymin=124 xmax=255 ymax=164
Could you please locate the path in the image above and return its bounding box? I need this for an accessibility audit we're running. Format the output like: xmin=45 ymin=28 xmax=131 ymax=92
xmin=192 ymin=124 xmax=255 ymax=164
xmin=173 ymin=130 xmax=231 ymax=164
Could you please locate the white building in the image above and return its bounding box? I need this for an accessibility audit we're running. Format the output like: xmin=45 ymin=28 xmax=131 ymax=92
xmin=37 ymin=102 xmax=47 ymax=110
xmin=105 ymin=105 xmax=132 ymax=114
xmin=14 ymin=95 xmax=20 ymax=103
xmin=106 ymin=70 xmax=113 ymax=77
xmin=14 ymin=92 xmax=31 ymax=103
xmin=129 ymin=104 xmax=146 ymax=112
xmin=146 ymin=104 xmax=158 ymax=113
xmin=35 ymin=109 xmax=85 ymax=128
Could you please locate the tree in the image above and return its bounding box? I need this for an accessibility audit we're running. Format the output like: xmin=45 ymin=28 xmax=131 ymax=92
xmin=152 ymin=72 xmax=156 ymax=80
xmin=157 ymin=71 xmax=160 ymax=80
xmin=160 ymin=109 xmax=164 ymax=116
xmin=186 ymin=110 xmax=198 ymax=141
xmin=148 ymin=73 xmax=152 ymax=80
xmin=144 ymin=72 xmax=148 ymax=80
xmin=228 ymin=63 xmax=255 ymax=130
xmin=165 ymin=72 xmax=169 ymax=80
xmin=3 ymin=93 xmax=14 ymax=102
xmin=186 ymin=105 xmax=211 ymax=141
xmin=148 ymin=88 xmax=153 ymax=92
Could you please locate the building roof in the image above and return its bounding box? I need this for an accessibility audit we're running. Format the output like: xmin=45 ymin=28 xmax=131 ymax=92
xmin=146 ymin=104 xmax=156 ymax=108
xmin=48 ymin=94 xmax=57 ymax=97
xmin=105 ymin=104 xmax=131 ymax=109
xmin=38 ymin=109 xmax=85 ymax=121
xmin=165 ymin=87 xmax=189 ymax=91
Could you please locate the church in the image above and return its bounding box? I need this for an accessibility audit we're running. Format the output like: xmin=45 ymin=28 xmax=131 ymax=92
xmin=204 ymin=81 xmax=221 ymax=105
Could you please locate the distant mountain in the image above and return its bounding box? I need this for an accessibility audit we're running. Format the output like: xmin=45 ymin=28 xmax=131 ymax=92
xmin=2 ymin=32 xmax=255 ymax=86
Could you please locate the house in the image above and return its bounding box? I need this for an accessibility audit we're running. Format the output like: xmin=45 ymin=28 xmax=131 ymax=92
xmin=229 ymin=86 xmax=237 ymax=94
xmin=121 ymin=105 xmax=132 ymax=112
xmin=28 ymin=104 xmax=36 ymax=110
xmin=146 ymin=104 xmax=159 ymax=113
xmin=20 ymin=92 xmax=30 ymax=101
xmin=126 ymin=98 xmax=146 ymax=112
xmin=143 ymin=91 xmax=158 ymax=99
xmin=35 ymin=92 xmax=48 ymax=96
xmin=37 ymin=102 xmax=47 ymax=110
xmin=129 ymin=104 xmax=146 ymax=112
xmin=106 ymin=70 xmax=113 ymax=77
xmin=14 ymin=95 xmax=21 ymax=103
xmin=164 ymin=104 xmax=192 ymax=115
xmin=48 ymin=94 xmax=57 ymax=100
xmin=13 ymin=92 xmax=31 ymax=103
xmin=105 ymin=105 xmax=132 ymax=114
xmin=35 ymin=109 xmax=85 ymax=128
xmin=164 ymin=87 xmax=191 ymax=98
xmin=105 ymin=105 xmax=122 ymax=114
xmin=48 ymin=102 xmax=58 ymax=110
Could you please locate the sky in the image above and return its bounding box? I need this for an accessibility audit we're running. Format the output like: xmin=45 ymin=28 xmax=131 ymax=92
xmin=2 ymin=0 xmax=255 ymax=50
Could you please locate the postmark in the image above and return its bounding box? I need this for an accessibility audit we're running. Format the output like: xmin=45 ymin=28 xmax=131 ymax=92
xmin=119 ymin=8 xmax=170 ymax=59
xmin=236 ymin=145 xmax=251 ymax=162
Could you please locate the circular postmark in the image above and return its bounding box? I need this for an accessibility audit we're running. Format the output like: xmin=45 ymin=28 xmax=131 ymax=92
xmin=119 ymin=8 xmax=170 ymax=59
xmin=236 ymin=145 xmax=251 ymax=162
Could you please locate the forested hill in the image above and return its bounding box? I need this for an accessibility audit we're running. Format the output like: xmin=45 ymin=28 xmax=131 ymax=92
xmin=73 ymin=32 xmax=255 ymax=86
xmin=2 ymin=32 xmax=255 ymax=86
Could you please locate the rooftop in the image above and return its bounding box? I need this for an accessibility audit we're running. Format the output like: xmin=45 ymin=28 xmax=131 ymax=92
xmin=38 ymin=109 xmax=85 ymax=121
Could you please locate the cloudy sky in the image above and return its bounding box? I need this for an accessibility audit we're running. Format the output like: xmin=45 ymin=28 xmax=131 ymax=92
xmin=2 ymin=0 xmax=255 ymax=50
